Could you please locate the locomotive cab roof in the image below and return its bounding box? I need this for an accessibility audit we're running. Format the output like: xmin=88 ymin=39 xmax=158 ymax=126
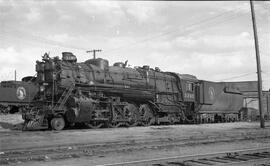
xmin=178 ymin=74 xmax=198 ymax=81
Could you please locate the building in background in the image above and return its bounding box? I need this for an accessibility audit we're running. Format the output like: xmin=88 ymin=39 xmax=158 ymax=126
xmin=228 ymin=81 xmax=269 ymax=121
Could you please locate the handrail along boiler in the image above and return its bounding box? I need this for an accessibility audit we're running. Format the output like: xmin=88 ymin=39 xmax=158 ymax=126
xmin=22 ymin=52 xmax=243 ymax=130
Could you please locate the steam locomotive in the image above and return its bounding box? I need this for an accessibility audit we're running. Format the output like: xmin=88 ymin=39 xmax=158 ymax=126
xmin=22 ymin=52 xmax=243 ymax=130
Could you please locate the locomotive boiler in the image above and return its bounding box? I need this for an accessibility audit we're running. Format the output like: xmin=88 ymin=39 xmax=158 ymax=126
xmin=22 ymin=52 xmax=243 ymax=130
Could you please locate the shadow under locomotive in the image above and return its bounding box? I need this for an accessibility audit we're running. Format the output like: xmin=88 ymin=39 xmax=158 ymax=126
xmin=22 ymin=52 xmax=244 ymax=130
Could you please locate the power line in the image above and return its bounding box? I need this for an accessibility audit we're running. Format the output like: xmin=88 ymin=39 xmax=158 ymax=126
xmin=214 ymin=72 xmax=256 ymax=81
xmin=0 ymin=6 xmax=248 ymax=54
xmin=104 ymin=7 xmax=248 ymax=54
xmin=262 ymin=72 xmax=270 ymax=76
xmin=0 ymin=28 xmax=88 ymax=51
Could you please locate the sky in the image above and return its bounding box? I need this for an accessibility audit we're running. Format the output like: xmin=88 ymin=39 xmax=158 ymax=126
xmin=0 ymin=0 xmax=270 ymax=90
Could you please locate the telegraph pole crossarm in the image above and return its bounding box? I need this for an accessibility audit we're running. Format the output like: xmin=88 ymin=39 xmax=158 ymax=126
xmin=86 ymin=49 xmax=102 ymax=59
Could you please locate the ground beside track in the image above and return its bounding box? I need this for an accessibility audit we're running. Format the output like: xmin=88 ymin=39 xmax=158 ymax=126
xmin=0 ymin=114 xmax=270 ymax=166
xmin=4 ymin=138 xmax=270 ymax=166
xmin=1 ymin=119 xmax=269 ymax=151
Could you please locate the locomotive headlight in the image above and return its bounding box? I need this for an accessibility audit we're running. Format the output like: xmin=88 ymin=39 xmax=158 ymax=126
xmin=40 ymin=85 xmax=45 ymax=92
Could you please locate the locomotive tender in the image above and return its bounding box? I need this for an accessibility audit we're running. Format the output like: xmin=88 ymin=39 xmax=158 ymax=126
xmin=0 ymin=78 xmax=38 ymax=114
xmin=22 ymin=52 xmax=243 ymax=130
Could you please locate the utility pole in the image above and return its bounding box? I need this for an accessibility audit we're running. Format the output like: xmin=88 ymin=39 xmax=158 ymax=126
xmin=250 ymin=0 xmax=265 ymax=128
xmin=86 ymin=49 xmax=102 ymax=59
xmin=14 ymin=70 xmax=17 ymax=81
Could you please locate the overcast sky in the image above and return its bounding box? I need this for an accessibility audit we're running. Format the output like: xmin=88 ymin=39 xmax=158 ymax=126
xmin=0 ymin=0 xmax=269 ymax=90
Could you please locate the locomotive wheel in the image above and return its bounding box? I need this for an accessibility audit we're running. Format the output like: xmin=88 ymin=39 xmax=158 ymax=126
xmin=51 ymin=117 xmax=65 ymax=131
xmin=139 ymin=104 xmax=154 ymax=126
xmin=86 ymin=121 xmax=103 ymax=129
xmin=168 ymin=114 xmax=178 ymax=125
xmin=124 ymin=103 xmax=139 ymax=127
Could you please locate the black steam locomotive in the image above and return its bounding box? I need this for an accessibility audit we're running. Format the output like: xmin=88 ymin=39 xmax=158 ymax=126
xmin=22 ymin=52 xmax=243 ymax=130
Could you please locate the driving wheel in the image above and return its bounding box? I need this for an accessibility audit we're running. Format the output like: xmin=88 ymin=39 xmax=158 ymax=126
xmin=139 ymin=104 xmax=154 ymax=126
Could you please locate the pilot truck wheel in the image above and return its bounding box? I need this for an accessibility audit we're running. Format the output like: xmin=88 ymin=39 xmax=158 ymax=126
xmin=51 ymin=116 xmax=65 ymax=131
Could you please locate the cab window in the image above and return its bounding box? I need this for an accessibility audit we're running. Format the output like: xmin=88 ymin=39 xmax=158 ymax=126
xmin=186 ymin=82 xmax=194 ymax=92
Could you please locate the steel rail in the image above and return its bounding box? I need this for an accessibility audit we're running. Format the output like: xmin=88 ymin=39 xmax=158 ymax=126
xmin=214 ymin=158 xmax=270 ymax=166
xmin=97 ymin=147 xmax=270 ymax=166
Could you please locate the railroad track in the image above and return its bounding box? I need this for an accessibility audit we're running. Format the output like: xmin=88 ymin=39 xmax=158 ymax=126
xmin=1 ymin=133 xmax=269 ymax=165
xmin=99 ymin=147 xmax=270 ymax=166
xmin=0 ymin=135 xmax=269 ymax=165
